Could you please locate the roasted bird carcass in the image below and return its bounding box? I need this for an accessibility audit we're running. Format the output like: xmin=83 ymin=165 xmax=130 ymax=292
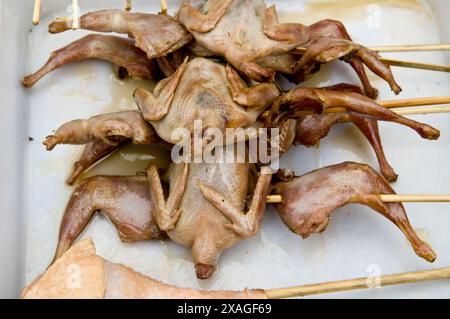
xmin=178 ymin=0 xmax=399 ymax=96
xmin=22 ymin=34 xmax=162 ymax=88
xmin=177 ymin=0 xmax=310 ymax=82
xmin=295 ymin=113 xmax=398 ymax=182
xmin=48 ymin=10 xmax=192 ymax=60
xmin=293 ymin=36 xmax=401 ymax=97
xmin=304 ymin=20 xmax=381 ymax=99
xmin=52 ymin=175 xmax=166 ymax=262
xmin=271 ymin=162 xmax=436 ymax=262
xmin=281 ymin=83 xmax=398 ymax=182
xmin=133 ymin=57 xmax=279 ymax=146
xmin=22 ymin=238 xmax=266 ymax=299
xmin=146 ymin=148 xmax=272 ymax=279
xmin=262 ymin=15 xmax=400 ymax=97
xmin=52 ymin=146 xmax=272 ymax=279
xmin=43 ymin=111 xmax=163 ymax=184
xmin=266 ymin=86 xmax=440 ymax=141
xmin=266 ymin=86 xmax=439 ymax=182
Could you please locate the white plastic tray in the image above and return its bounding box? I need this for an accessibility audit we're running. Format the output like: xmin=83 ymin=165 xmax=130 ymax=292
xmin=1 ymin=0 xmax=449 ymax=298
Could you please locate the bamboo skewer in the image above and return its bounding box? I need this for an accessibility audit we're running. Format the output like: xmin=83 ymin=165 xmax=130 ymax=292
xmin=382 ymin=57 xmax=450 ymax=73
xmin=324 ymin=96 xmax=450 ymax=114
xmin=369 ymin=43 xmax=450 ymax=53
xmin=266 ymin=194 xmax=450 ymax=204
xmin=260 ymin=96 xmax=450 ymax=118
xmin=261 ymin=96 xmax=450 ymax=118
xmin=32 ymin=0 xmax=41 ymax=25
xmin=390 ymin=106 xmax=450 ymax=116
xmin=380 ymin=194 xmax=450 ymax=203
xmin=326 ymin=106 xmax=450 ymax=121
xmin=332 ymin=105 xmax=450 ymax=118
xmin=377 ymin=96 xmax=450 ymax=108
xmin=161 ymin=0 xmax=168 ymax=15
xmin=290 ymin=103 xmax=450 ymax=118
xmin=72 ymin=0 xmax=79 ymax=30
xmin=32 ymin=0 xmax=80 ymax=29
xmin=265 ymin=266 xmax=450 ymax=298
xmin=295 ymin=44 xmax=450 ymax=54
xmin=125 ymin=0 xmax=132 ymax=11
xmin=266 ymin=195 xmax=283 ymax=203
xmin=293 ymin=47 xmax=450 ymax=73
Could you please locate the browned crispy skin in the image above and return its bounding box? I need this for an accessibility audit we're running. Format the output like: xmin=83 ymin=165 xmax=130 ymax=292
xmin=147 ymin=158 xmax=272 ymax=279
xmin=278 ymin=119 xmax=297 ymax=155
xmin=48 ymin=10 xmax=192 ymax=60
xmin=349 ymin=115 xmax=398 ymax=182
xmin=43 ymin=111 xmax=161 ymax=185
xmin=133 ymin=58 xmax=279 ymax=146
xmin=53 ymin=176 xmax=166 ymax=263
xmin=306 ymin=19 xmax=379 ymax=99
xmin=43 ymin=111 xmax=160 ymax=150
xmin=268 ymin=87 xmax=440 ymax=141
xmin=156 ymin=49 xmax=191 ymax=77
xmin=295 ymin=37 xmax=401 ymax=95
xmin=296 ymin=113 xmax=398 ymax=182
xmin=22 ymin=34 xmax=161 ymax=88
xmin=23 ymin=239 xmax=267 ymax=299
xmin=179 ymin=1 xmax=395 ymax=93
xmin=296 ymin=113 xmax=342 ymax=146
xmin=178 ymin=0 xmax=310 ymax=82
xmin=291 ymin=83 xmax=397 ymax=182
xmin=272 ymin=162 xmax=436 ymax=262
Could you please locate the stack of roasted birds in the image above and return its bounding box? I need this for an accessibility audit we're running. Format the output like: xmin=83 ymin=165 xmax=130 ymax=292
xmin=21 ymin=0 xmax=450 ymax=298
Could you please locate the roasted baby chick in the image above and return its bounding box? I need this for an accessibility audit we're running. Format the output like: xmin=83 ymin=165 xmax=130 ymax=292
xmin=266 ymin=86 xmax=440 ymax=141
xmin=22 ymin=34 xmax=161 ymax=87
xmin=48 ymin=10 xmax=192 ymax=60
xmin=178 ymin=0 xmax=309 ymax=82
xmin=146 ymin=148 xmax=272 ymax=279
xmin=43 ymin=111 xmax=162 ymax=184
xmin=133 ymin=57 xmax=279 ymax=146
xmin=271 ymin=162 xmax=436 ymax=262
xmin=52 ymin=176 xmax=166 ymax=263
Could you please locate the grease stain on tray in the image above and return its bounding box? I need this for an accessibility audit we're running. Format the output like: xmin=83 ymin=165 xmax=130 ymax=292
xmin=279 ymin=0 xmax=431 ymax=25
xmin=79 ymin=144 xmax=171 ymax=179
xmin=100 ymin=75 xmax=157 ymax=114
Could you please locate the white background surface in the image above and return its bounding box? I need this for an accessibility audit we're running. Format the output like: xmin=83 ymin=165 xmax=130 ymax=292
xmin=0 ymin=0 xmax=449 ymax=298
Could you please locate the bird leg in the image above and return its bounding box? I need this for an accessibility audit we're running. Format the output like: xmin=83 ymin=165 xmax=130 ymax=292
xmin=177 ymin=0 xmax=233 ymax=33
xmin=225 ymin=64 xmax=280 ymax=109
xmin=22 ymin=34 xmax=160 ymax=88
xmin=262 ymin=5 xmax=310 ymax=45
xmin=133 ymin=58 xmax=188 ymax=121
xmin=271 ymin=162 xmax=436 ymax=262
xmin=53 ymin=176 xmax=165 ymax=263
xmin=198 ymin=167 xmax=272 ymax=238
xmin=43 ymin=111 xmax=159 ymax=150
xmin=307 ymin=19 xmax=379 ymax=98
xmin=295 ymin=38 xmax=402 ymax=95
xmin=146 ymin=163 xmax=189 ymax=231
xmin=275 ymin=87 xmax=440 ymax=140
xmin=348 ymin=114 xmax=398 ymax=182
